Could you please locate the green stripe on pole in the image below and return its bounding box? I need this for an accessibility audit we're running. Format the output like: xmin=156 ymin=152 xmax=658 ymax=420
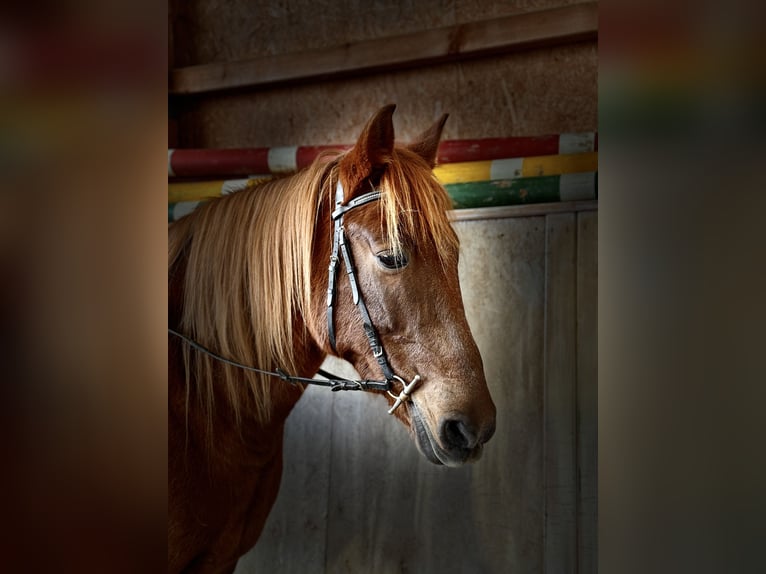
xmin=444 ymin=174 xmax=597 ymax=209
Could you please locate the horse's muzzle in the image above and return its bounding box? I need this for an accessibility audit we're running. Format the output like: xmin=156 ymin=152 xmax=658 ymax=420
xmin=410 ymin=403 xmax=495 ymax=467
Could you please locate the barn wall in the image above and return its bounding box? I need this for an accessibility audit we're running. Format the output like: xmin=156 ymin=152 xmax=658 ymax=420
xmin=169 ymin=2 xmax=597 ymax=572
xmin=172 ymin=0 xmax=590 ymax=67
xmin=170 ymin=0 xmax=597 ymax=146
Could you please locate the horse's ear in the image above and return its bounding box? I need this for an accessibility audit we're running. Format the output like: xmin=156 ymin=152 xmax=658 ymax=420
xmin=339 ymin=104 xmax=396 ymax=200
xmin=407 ymin=113 xmax=449 ymax=168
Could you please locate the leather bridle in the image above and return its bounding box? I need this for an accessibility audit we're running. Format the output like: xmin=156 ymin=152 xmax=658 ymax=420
xmin=168 ymin=180 xmax=421 ymax=415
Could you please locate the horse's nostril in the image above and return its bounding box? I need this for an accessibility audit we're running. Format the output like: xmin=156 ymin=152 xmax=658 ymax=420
xmin=440 ymin=416 xmax=479 ymax=450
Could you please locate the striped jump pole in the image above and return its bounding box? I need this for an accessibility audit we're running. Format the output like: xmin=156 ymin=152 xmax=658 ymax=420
xmin=168 ymin=176 xmax=272 ymax=204
xmin=437 ymin=132 xmax=596 ymax=163
xmin=169 ymin=151 xmax=598 ymax=203
xmin=433 ymin=151 xmax=597 ymax=184
xmin=169 ymin=172 xmax=597 ymax=222
xmin=169 ymin=201 xmax=203 ymax=222
xmin=168 ymin=146 xmax=351 ymax=178
xmin=168 ymin=133 xmax=597 ymax=178
xmin=447 ymin=172 xmax=597 ymax=209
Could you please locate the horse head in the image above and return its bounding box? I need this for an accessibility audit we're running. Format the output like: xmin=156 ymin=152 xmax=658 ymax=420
xmin=310 ymin=105 xmax=497 ymax=466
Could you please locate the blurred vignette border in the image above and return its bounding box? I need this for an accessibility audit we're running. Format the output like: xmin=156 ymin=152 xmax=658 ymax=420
xmin=1 ymin=2 xmax=167 ymax=571
xmin=1 ymin=0 xmax=765 ymax=572
xmin=601 ymin=0 xmax=766 ymax=572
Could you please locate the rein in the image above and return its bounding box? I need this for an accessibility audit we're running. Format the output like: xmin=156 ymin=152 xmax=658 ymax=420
xmin=168 ymin=180 xmax=421 ymax=415
xmin=168 ymin=327 xmax=390 ymax=392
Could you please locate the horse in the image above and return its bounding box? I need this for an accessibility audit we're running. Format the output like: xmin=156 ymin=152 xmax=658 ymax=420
xmin=168 ymin=105 xmax=497 ymax=573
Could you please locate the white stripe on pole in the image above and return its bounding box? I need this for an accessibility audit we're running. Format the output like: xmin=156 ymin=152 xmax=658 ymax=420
xmin=221 ymin=179 xmax=251 ymax=195
xmin=558 ymin=133 xmax=596 ymax=155
xmin=172 ymin=201 xmax=201 ymax=220
xmin=559 ymin=172 xmax=596 ymax=201
xmin=267 ymin=146 xmax=298 ymax=173
xmin=489 ymin=157 xmax=524 ymax=180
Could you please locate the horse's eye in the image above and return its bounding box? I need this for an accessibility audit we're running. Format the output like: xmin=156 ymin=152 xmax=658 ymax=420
xmin=376 ymin=250 xmax=409 ymax=270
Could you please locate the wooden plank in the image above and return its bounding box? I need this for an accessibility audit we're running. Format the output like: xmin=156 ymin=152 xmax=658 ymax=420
xmin=448 ymin=200 xmax=597 ymax=222
xmin=324 ymin=377 xmax=476 ymax=572
xmin=576 ymin=211 xmax=598 ymax=573
xmin=170 ymin=3 xmax=598 ymax=95
xmin=543 ymin=213 xmax=578 ymax=573
xmin=452 ymin=216 xmax=547 ymax=573
xmin=323 ymin=367 xmax=484 ymax=573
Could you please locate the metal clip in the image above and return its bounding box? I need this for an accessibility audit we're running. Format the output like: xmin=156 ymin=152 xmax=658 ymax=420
xmin=387 ymin=374 xmax=421 ymax=415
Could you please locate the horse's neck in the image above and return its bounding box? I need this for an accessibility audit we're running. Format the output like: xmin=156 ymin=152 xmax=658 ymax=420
xmin=168 ymin=222 xmax=324 ymax=462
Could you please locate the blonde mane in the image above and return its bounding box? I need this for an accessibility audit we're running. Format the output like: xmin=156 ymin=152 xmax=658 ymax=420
xmin=377 ymin=146 xmax=458 ymax=264
xmin=168 ymin=146 xmax=457 ymax=432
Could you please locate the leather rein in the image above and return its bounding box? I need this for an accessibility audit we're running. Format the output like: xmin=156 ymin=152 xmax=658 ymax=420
xmin=168 ymin=181 xmax=420 ymax=415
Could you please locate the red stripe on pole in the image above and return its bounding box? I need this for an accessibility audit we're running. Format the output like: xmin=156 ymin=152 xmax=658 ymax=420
xmin=437 ymin=136 xmax=561 ymax=164
xmin=170 ymin=149 xmax=270 ymax=178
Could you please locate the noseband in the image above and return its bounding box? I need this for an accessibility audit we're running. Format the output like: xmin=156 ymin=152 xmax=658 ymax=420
xmin=168 ymin=180 xmax=421 ymax=415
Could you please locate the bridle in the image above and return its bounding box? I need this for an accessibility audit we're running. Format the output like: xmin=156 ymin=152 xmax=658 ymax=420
xmin=168 ymin=180 xmax=421 ymax=415
xmin=326 ymin=180 xmax=421 ymax=413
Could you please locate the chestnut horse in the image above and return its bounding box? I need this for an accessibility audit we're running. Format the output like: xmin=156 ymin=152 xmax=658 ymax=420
xmin=168 ymin=105 xmax=496 ymax=573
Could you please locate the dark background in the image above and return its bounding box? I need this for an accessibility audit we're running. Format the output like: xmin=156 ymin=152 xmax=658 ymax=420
xmin=1 ymin=0 xmax=764 ymax=571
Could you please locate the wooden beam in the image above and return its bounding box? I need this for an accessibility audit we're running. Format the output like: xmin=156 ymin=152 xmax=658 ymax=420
xmin=170 ymin=2 xmax=598 ymax=95
xmin=543 ymin=212 xmax=578 ymax=573
xmin=576 ymin=210 xmax=598 ymax=574
xmin=448 ymin=200 xmax=598 ymax=222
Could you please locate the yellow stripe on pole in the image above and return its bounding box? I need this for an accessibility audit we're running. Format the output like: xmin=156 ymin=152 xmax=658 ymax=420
xmin=434 ymin=161 xmax=493 ymax=185
xmin=168 ymin=176 xmax=272 ymax=203
xmin=520 ymin=151 xmax=598 ymax=177
xmin=433 ymin=152 xmax=598 ymax=184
